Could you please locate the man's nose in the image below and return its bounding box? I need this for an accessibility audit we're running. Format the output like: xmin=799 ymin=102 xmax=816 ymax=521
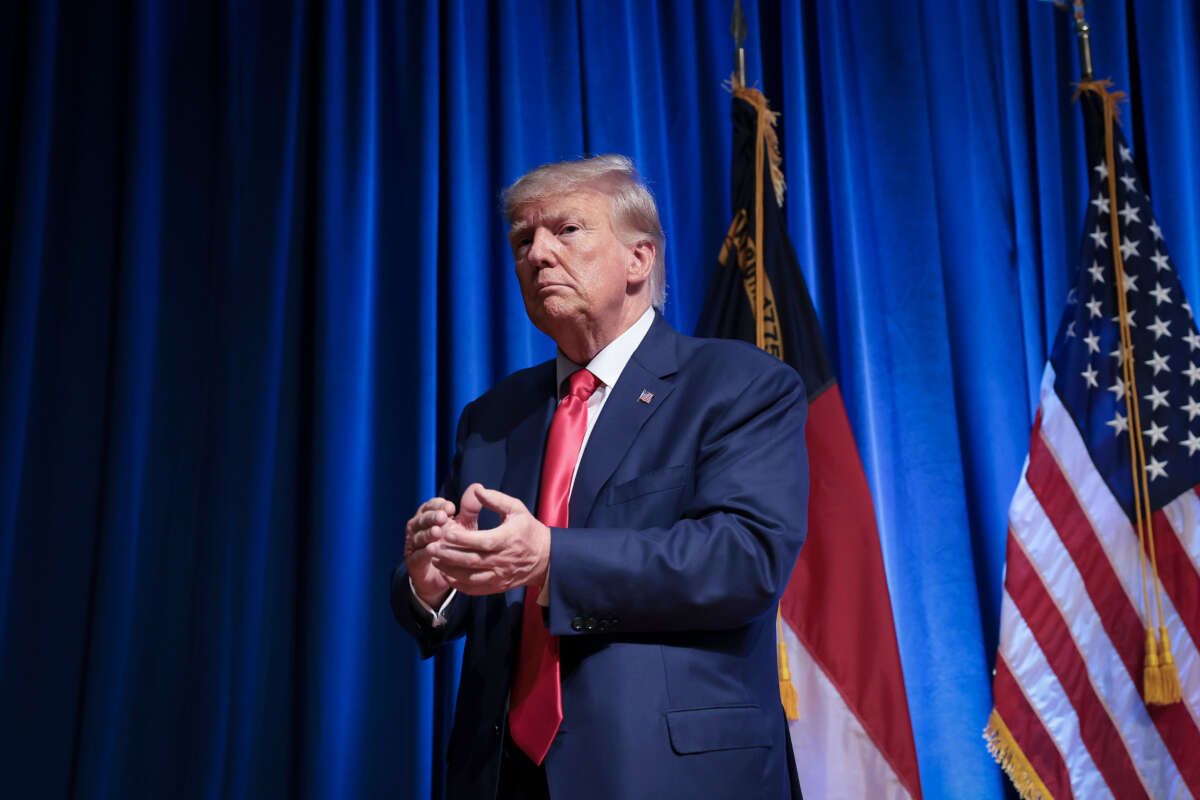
xmin=527 ymin=227 xmax=556 ymax=265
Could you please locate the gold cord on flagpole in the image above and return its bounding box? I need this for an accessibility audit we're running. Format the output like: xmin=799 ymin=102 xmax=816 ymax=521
xmin=728 ymin=65 xmax=798 ymax=717
xmin=753 ymin=102 xmax=766 ymax=351
xmin=1075 ymin=78 xmax=1182 ymax=705
xmin=728 ymin=86 xmax=786 ymax=361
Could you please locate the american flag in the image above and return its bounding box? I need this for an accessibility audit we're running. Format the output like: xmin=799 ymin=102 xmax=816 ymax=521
xmin=986 ymin=89 xmax=1200 ymax=799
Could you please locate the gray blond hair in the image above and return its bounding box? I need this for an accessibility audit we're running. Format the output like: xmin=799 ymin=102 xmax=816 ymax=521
xmin=502 ymin=155 xmax=667 ymax=310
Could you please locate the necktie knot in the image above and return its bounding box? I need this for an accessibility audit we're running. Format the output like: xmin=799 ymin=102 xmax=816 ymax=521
xmin=564 ymin=368 xmax=600 ymax=402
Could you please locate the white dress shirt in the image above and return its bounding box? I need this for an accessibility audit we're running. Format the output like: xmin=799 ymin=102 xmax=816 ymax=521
xmin=412 ymin=306 xmax=656 ymax=625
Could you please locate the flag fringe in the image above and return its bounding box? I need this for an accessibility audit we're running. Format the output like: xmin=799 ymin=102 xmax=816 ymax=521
xmin=984 ymin=709 xmax=1055 ymax=800
xmin=1070 ymin=78 xmax=1126 ymax=120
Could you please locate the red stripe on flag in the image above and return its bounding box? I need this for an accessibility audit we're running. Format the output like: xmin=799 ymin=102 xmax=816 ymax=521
xmin=1004 ymin=534 xmax=1151 ymax=799
xmin=993 ymin=653 xmax=1075 ymax=800
xmin=779 ymin=384 xmax=921 ymax=799
xmin=1026 ymin=430 xmax=1145 ymax=678
xmin=1028 ymin=427 xmax=1200 ymax=792
xmin=1151 ymin=509 xmax=1200 ymax=656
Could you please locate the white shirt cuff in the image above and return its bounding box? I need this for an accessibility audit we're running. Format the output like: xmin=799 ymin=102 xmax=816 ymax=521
xmin=409 ymin=577 xmax=456 ymax=627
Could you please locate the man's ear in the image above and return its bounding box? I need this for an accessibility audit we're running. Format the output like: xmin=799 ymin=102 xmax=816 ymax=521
xmin=627 ymin=239 xmax=656 ymax=286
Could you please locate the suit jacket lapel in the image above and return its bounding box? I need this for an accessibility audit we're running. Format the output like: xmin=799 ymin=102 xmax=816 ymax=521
xmin=569 ymin=315 xmax=680 ymax=526
xmin=501 ymin=362 xmax=557 ymax=515
xmin=500 ymin=362 xmax=557 ymax=609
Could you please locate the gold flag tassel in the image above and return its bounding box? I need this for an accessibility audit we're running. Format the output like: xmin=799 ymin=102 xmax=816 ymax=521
xmin=1075 ymin=78 xmax=1183 ymax=705
xmin=1143 ymin=627 xmax=1163 ymax=702
xmin=1158 ymin=626 xmax=1183 ymax=703
xmin=776 ymin=610 xmax=800 ymax=721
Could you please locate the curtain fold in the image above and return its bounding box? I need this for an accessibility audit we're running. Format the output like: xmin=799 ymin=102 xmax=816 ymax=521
xmin=1 ymin=1 xmax=1197 ymax=797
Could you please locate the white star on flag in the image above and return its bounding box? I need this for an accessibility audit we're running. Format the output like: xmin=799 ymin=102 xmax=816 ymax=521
xmin=1110 ymin=308 xmax=1136 ymax=327
xmin=1148 ymin=316 xmax=1172 ymax=340
xmin=1089 ymin=226 xmax=1108 ymax=248
xmin=1144 ymin=420 xmax=1169 ymax=447
xmin=1183 ymin=431 xmax=1200 ymax=456
xmin=1120 ymin=173 xmax=1137 ymax=192
xmin=1184 ymin=362 xmax=1200 ymax=386
xmin=1151 ymin=251 xmax=1170 ymax=271
xmin=1184 ymin=330 xmax=1200 ymax=351
xmin=1091 ymin=194 xmax=1111 ymax=215
xmin=1151 ymin=283 xmax=1172 ymax=305
xmin=1083 ymin=332 xmax=1101 ymax=353
xmin=1081 ymin=365 xmax=1099 ymax=387
xmin=1144 ymin=455 xmax=1168 ymax=480
xmin=1093 ymin=161 xmax=1109 ymax=180
xmin=1089 ymin=261 xmax=1106 ymax=283
xmin=1145 ymin=384 xmax=1170 ymax=410
xmin=1119 ymin=203 xmax=1141 ymax=225
xmin=1146 ymin=351 xmax=1170 ymax=375
xmin=1120 ymin=238 xmax=1141 ymax=260
xmin=1106 ymin=410 xmax=1129 ymax=436
xmin=1185 ymin=396 xmax=1200 ymax=421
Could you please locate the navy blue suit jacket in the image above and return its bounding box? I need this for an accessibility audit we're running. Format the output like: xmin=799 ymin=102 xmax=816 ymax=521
xmin=392 ymin=315 xmax=809 ymax=799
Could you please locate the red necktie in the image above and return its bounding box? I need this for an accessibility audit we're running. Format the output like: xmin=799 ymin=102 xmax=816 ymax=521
xmin=508 ymin=368 xmax=600 ymax=765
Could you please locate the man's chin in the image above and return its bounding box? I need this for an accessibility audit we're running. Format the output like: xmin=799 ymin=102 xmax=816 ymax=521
xmin=528 ymin=303 xmax=585 ymax=342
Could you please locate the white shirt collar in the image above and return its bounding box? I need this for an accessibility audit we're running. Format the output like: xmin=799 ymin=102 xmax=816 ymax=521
xmin=555 ymin=306 xmax=656 ymax=393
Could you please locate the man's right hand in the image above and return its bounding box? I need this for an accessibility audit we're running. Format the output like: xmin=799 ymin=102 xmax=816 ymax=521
xmin=406 ymin=497 xmax=456 ymax=608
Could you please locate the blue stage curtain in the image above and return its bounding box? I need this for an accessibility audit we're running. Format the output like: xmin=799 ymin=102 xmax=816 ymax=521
xmin=1 ymin=1 xmax=1197 ymax=798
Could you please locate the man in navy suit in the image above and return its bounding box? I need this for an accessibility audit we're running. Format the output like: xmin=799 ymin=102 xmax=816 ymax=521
xmin=392 ymin=155 xmax=808 ymax=799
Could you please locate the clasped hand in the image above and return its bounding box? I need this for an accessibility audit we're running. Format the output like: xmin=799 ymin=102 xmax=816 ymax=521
xmin=405 ymin=483 xmax=551 ymax=603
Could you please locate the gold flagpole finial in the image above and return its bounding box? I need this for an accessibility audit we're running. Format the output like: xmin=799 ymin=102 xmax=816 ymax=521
xmin=1055 ymin=0 xmax=1094 ymax=80
xmin=731 ymin=0 xmax=748 ymax=89
xmin=1072 ymin=2 xmax=1095 ymax=81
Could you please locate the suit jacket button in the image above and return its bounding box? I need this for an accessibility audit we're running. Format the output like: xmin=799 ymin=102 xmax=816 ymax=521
xmin=493 ymin=723 xmax=501 ymax=737
xmin=584 ymin=617 xmax=597 ymax=631
xmin=571 ymin=616 xmax=585 ymax=631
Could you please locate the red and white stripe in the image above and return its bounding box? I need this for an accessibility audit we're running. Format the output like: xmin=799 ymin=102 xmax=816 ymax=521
xmin=781 ymin=621 xmax=915 ymax=799
xmin=994 ymin=364 xmax=1200 ymax=798
xmin=781 ymin=384 xmax=922 ymax=800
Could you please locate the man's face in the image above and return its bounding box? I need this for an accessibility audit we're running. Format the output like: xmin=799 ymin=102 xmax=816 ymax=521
xmin=509 ymin=190 xmax=644 ymax=344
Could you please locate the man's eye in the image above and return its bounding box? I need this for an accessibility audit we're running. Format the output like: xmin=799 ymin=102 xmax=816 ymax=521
xmin=560 ymin=224 xmax=580 ymax=235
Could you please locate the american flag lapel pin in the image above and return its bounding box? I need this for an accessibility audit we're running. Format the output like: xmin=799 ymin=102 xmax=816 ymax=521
xmin=637 ymin=389 xmax=654 ymax=404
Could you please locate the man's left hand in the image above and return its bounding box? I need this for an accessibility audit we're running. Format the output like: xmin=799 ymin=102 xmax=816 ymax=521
xmin=428 ymin=483 xmax=552 ymax=595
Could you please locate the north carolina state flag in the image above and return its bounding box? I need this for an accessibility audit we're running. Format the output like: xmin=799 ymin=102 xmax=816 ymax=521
xmin=696 ymin=86 xmax=922 ymax=800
